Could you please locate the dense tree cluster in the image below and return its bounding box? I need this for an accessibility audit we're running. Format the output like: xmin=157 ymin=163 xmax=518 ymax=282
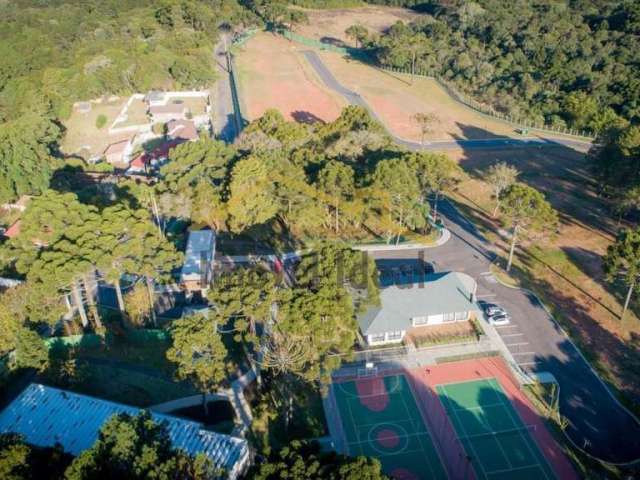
xmin=252 ymin=440 xmax=389 ymax=479
xmin=157 ymin=107 xmax=460 ymax=245
xmin=0 ymin=0 xmax=258 ymax=202
xmin=352 ymin=0 xmax=639 ymax=131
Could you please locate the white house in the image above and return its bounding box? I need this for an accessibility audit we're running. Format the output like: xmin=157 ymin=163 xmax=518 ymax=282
xmin=358 ymin=272 xmax=479 ymax=346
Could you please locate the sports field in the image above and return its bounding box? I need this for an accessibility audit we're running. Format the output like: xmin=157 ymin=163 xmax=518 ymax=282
xmin=333 ymin=374 xmax=447 ymax=480
xmin=437 ymin=378 xmax=556 ymax=480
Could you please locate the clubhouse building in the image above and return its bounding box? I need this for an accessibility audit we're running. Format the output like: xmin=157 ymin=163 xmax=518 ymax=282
xmin=358 ymin=271 xmax=480 ymax=346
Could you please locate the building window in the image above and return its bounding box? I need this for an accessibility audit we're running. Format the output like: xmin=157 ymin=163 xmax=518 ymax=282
xmin=370 ymin=333 xmax=385 ymax=343
xmin=387 ymin=331 xmax=402 ymax=341
xmin=443 ymin=312 xmax=455 ymax=322
xmin=412 ymin=316 xmax=428 ymax=326
xmin=455 ymin=311 xmax=467 ymax=320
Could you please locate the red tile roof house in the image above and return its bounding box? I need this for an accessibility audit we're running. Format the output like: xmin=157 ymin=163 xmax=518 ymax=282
xmin=3 ymin=220 xmax=21 ymax=239
xmin=103 ymin=138 xmax=134 ymax=166
xmin=166 ymin=119 xmax=199 ymax=142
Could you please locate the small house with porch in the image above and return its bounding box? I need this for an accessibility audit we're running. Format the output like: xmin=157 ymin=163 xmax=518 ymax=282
xmin=358 ymin=271 xmax=479 ymax=346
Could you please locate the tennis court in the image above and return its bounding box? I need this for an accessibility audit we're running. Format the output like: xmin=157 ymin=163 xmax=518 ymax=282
xmin=436 ymin=378 xmax=556 ymax=480
xmin=333 ymin=373 xmax=447 ymax=480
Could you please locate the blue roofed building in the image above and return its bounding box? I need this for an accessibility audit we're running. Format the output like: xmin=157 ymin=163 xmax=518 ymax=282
xmin=180 ymin=229 xmax=216 ymax=293
xmin=0 ymin=383 xmax=250 ymax=479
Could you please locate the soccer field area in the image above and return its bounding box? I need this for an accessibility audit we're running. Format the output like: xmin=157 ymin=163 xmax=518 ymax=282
xmin=436 ymin=378 xmax=556 ymax=480
xmin=332 ymin=374 xmax=447 ymax=480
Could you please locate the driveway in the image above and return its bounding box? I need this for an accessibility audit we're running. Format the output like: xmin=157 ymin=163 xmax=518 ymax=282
xmin=369 ymin=198 xmax=640 ymax=463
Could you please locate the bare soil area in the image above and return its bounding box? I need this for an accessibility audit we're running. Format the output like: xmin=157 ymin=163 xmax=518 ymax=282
xmin=235 ymin=32 xmax=346 ymax=123
xmin=294 ymin=6 xmax=423 ymax=46
xmin=318 ymin=51 xmax=519 ymax=142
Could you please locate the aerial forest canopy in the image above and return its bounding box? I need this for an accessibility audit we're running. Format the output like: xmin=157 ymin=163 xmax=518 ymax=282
xmin=340 ymin=0 xmax=640 ymax=132
xmin=0 ymin=0 xmax=257 ymax=202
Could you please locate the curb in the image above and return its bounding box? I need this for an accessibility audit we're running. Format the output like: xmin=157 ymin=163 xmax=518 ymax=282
xmin=490 ymin=262 xmax=640 ymax=466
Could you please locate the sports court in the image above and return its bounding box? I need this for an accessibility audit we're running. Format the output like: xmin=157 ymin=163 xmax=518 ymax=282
xmin=332 ymin=373 xmax=447 ymax=480
xmin=436 ymin=378 xmax=556 ymax=480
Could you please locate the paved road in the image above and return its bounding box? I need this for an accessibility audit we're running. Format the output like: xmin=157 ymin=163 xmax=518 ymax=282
xmin=302 ymin=50 xmax=592 ymax=152
xmin=370 ymin=198 xmax=640 ymax=463
xmin=212 ymin=35 xmax=239 ymax=142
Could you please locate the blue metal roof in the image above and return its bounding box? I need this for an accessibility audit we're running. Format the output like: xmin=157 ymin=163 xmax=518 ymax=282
xmin=0 ymin=384 xmax=248 ymax=476
xmin=181 ymin=230 xmax=216 ymax=279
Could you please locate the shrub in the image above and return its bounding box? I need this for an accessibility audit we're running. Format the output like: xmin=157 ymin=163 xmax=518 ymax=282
xmin=95 ymin=114 xmax=107 ymax=129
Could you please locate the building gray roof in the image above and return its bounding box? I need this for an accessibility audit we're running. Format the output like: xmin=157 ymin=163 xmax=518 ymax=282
xmin=181 ymin=230 xmax=216 ymax=280
xmin=0 ymin=384 xmax=248 ymax=476
xmin=359 ymin=272 xmax=479 ymax=336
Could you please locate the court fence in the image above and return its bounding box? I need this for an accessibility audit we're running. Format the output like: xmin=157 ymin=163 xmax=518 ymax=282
xmin=276 ymin=29 xmax=595 ymax=141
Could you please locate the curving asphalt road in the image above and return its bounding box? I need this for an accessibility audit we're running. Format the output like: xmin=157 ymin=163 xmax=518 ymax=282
xmin=369 ymin=198 xmax=640 ymax=464
xmin=301 ymin=50 xmax=592 ymax=152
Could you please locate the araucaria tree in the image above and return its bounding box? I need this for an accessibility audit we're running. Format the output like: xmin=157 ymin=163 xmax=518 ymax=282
xmin=500 ymin=184 xmax=558 ymax=272
xmin=166 ymin=313 xmax=228 ymax=414
xmin=604 ymin=228 xmax=640 ymax=322
xmin=484 ymin=162 xmax=520 ymax=217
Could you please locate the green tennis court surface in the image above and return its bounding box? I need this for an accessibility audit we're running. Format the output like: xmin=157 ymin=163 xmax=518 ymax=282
xmin=436 ymin=378 xmax=556 ymax=480
xmin=333 ymin=374 xmax=447 ymax=480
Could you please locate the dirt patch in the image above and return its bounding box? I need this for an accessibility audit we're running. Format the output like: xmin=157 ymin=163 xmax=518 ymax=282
xmin=294 ymin=6 xmax=423 ymax=46
xmin=317 ymin=52 xmax=519 ymax=142
xmin=235 ymin=32 xmax=346 ymax=123
xmin=407 ymin=320 xmax=479 ymax=347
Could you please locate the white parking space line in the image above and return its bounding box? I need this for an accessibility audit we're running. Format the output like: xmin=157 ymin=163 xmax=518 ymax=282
xmin=495 ymin=324 xmax=518 ymax=329
xmin=505 ymin=342 xmax=529 ymax=347
xmin=501 ymin=333 xmax=524 ymax=338
xmin=511 ymin=351 xmax=535 ymax=356
xmin=518 ymin=361 xmax=538 ymax=366
xmin=477 ymin=293 xmax=497 ymax=298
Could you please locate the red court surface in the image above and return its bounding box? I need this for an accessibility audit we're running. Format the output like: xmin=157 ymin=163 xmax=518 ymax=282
xmin=407 ymin=357 xmax=577 ymax=480
xmin=332 ymin=357 xmax=577 ymax=480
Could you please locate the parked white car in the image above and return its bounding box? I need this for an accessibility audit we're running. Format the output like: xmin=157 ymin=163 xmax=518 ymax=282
xmin=489 ymin=313 xmax=511 ymax=326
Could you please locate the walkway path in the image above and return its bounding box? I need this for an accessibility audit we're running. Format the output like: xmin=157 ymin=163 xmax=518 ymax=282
xmin=302 ymin=50 xmax=592 ymax=152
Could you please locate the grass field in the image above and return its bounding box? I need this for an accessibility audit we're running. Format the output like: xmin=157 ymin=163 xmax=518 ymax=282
xmin=317 ymin=51 xmax=518 ymax=142
xmin=333 ymin=374 xmax=447 ymax=480
xmin=437 ymin=378 xmax=556 ymax=480
xmin=235 ymin=32 xmax=346 ymax=123
xmin=61 ymin=98 xmax=132 ymax=159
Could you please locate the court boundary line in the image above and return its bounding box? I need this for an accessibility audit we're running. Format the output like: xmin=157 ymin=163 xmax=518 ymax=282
xmin=339 ymin=374 xmax=443 ymax=479
xmin=484 ymin=462 xmax=547 ymax=476
xmin=491 ymin=378 xmax=555 ymax=480
xmin=402 ymin=376 xmax=451 ymax=480
xmin=439 ymin=379 xmax=553 ymax=480
xmin=335 ymin=374 xmax=403 ymax=399
xmin=438 ymin=384 xmax=503 ymax=480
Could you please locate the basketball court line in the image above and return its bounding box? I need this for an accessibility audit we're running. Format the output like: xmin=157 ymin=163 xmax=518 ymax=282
xmin=403 ymin=373 xmax=449 ymax=478
xmin=341 ymin=374 xmax=442 ymax=480
xmin=335 ymin=375 xmax=402 ymax=399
